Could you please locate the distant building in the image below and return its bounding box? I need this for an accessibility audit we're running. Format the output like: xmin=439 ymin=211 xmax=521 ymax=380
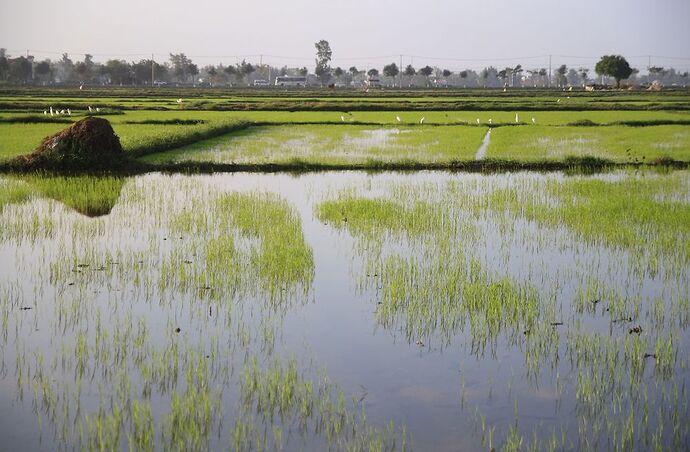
xmin=253 ymin=79 xmax=270 ymax=87
xmin=365 ymin=76 xmax=381 ymax=88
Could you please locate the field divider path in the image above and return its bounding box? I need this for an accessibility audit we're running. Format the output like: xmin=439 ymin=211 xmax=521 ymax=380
xmin=475 ymin=128 xmax=492 ymax=160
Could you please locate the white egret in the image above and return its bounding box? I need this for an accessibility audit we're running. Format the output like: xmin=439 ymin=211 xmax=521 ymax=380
xmin=176 ymin=98 xmax=183 ymax=103
xmin=396 ymin=116 xmax=401 ymax=122
xmin=476 ymin=118 xmax=480 ymax=124
xmin=420 ymin=117 xmax=425 ymax=124
xmin=557 ymin=99 xmax=561 ymax=103
xmin=96 ymin=107 xmax=100 ymax=112
xmin=531 ymin=117 xmax=536 ymax=124
xmin=49 ymin=107 xmax=53 ymax=115
xmin=488 ymin=118 xmax=492 ymax=124
xmin=88 ymin=106 xmax=93 ymax=112
xmin=515 ymin=113 xmax=519 ymax=123
xmin=43 ymin=110 xmax=47 ymax=115
xmin=341 ymin=115 xmax=345 ymax=122
xmin=67 ymin=109 xmax=71 ymax=116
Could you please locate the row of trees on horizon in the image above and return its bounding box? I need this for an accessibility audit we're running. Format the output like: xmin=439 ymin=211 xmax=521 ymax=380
xmin=1 ymin=48 xmax=688 ymax=89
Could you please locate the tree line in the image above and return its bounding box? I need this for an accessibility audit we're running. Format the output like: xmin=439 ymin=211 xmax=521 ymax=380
xmin=1 ymin=47 xmax=687 ymax=88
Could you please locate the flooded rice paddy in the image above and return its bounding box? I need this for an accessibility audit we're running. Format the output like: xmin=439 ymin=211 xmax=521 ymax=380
xmin=139 ymin=125 xmax=488 ymax=165
xmin=0 ymin=170 xmax=689 ymax=451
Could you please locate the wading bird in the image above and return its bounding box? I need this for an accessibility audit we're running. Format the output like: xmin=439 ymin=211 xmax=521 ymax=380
xmin=476 ymin=118 xmax=480 ymax=124
xmin=176 ymin=99 xmax=183 ymax=103
xmin=532 ymin=117 xmax=536 ymax=124
xmin=341 ymin=115 xmax=345 ymax=122
xmin=88 ymin=106 xmax=93 ymax=112
xmin=49 ymin=107 xmax=53 ymax=116
xmin=396 ymin=116 xmax=401 ymax=122
xmin=515 ymin=113 xmax=519 ymax=123
xmin=420 ymin=117 xmax=425 ymax=124
xmin=96 ymin=107 xmax=100 ymax=112
xmin=488 ymin=118 xmax=492 ymax=124
xmin=67 ymin=109 xmax=71 ymax=116
xmin=43 ymin=110 xmax=47 ymax=115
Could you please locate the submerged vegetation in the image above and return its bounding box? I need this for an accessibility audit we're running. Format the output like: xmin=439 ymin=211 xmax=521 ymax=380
xmin=0 ymin=85 xmax=689 ymax=451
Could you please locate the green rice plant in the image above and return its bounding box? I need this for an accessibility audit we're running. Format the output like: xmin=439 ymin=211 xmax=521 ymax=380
xmin=139 ymin=124 xmax=487 ymax=166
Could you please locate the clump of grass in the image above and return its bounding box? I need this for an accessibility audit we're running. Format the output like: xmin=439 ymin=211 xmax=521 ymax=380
xmin=562 ymin=155 xmax=613 ymax=168
xmin=567 ymin=119 xmax=599 ymax=126
xmin=0 ymin=179 xmax=33 ymax=210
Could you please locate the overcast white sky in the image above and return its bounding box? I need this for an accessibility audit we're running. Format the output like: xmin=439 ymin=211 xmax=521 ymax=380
xmin=1 ymin=0 xmax=689 ymax=72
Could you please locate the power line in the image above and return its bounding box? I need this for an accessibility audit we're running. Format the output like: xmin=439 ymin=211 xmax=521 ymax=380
xmin=6 ymin=48 xmax=690 ymax=71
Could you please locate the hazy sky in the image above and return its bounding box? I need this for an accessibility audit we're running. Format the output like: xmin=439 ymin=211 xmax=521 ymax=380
xmin=2 ymin=0 xmax=689 ymax=72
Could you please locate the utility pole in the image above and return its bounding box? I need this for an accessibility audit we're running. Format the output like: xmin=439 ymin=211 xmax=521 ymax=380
xmin=399 ymin=54 xmax=403 ymax=88
xmin=548 ymin=54 xmax=552 ymax=88
xmin=27 ymin=49 xmax=33 ymax=81
xmin=151 ymin=54 xmax=155 ymax=87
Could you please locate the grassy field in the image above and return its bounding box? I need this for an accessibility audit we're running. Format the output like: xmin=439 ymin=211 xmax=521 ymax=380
xmin=0 ymin=87 xmax=689 ymax=168
xmin=488 ymin=124 xmax=690 ymax=162
xmin=2 ymin=86 xmax=690 ymax=111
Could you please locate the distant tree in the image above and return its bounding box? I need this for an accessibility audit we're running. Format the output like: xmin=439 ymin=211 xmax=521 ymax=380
xmin=404 ymin=64 xmax=416 ymax=77
xmin=56 ymin=53 xmax=75 ymax=83
xmin=349 ymin=66 xmax=359 ymax=77
xmin=595 ymin=55 xmax=633 ymax=88
xmin=279 ymin=66 xmax=288 ymax=76
xmin=169 ymin=53 xmax=196 ymax=83
xmin=367 ymin=68 xmax=379 ymax=77
xmin=334 ymin=67 xmax=344 ymax=78
xmin=459 ymin=70 xmax=468 ymax=79
xmin=299 ymin=67 xmax=308 ymax=77
xmin=224 ymin=65 xmax=237 ymax=77
xmin=0 ymin=49 xmax=9 ymax=81
xmin=188 ymin=63 xmax=199 ymax=82
xmin=556 ymin=64 xmax=567 ymax=87
xmin=314 ymin=39 xmax=332 ymax=86
xmin=223 ymin=65 xmax=243 ymax=84
xmin=578 ymin=67 xmax=590 ymax=86
xmin=480 ymin=68 xmax=489 ymax=86
xmin=74 ymin=62 xmax=88 ymax=78
xmin=34 ymin=60 xmax=52 ymax=83
xmin=442 ymin=69 xmax=452 ymax=78
xmin=497 ymin=69 xmax=509 ymax=85
xmin=239 ymin=60 xmax=255 ymax=85
xmin=103 ymin=59 xmax=133 ymax=85
xmin=419 ymin=66 xmax=433 ymax=77
xmin=8 ymin=56 xmax=32 ymax=83
xmin=132 ymin=59 xmax=153 ymax=85
xmin=204 ymin=66 xmax=218 ymax=85
xmin=511 ymin=64 xmax=523 ymax=86
xmin=73 ymin=54 xmax=93 ymax=83
xmin=383 ymin=63 xmax=399 ymax=78
xmin=648 ymin=66 xmax=666 ymax=81
xmin=418 ymin=65 xmax=433 ymax=87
